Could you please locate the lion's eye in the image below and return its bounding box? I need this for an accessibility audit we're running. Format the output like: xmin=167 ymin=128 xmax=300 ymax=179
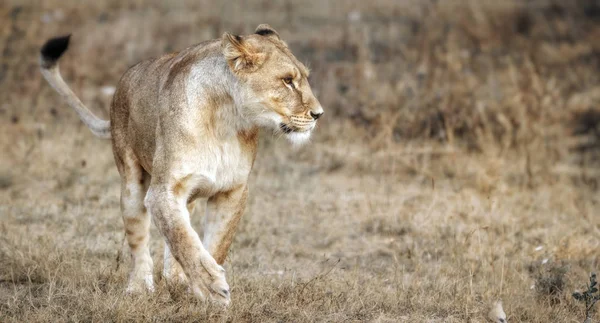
xmin=283 ymin=77 xmax=295 ymax=88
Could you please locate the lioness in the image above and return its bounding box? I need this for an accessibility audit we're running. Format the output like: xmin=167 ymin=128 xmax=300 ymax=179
xmin=40 ymin=24 xmax=323 ymax=305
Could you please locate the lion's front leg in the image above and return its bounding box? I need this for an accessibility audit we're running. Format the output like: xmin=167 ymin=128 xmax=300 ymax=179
xmin=203 ymin=185 xmax=248 ymax=264
xmin=162 ymin=201 xmax=196 ymax=287
xmin=145 ymin=185 xmax=230 ymax=305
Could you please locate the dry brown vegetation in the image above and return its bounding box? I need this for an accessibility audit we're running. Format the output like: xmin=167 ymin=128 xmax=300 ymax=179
xmin=1 ymin=0 xmax=600 ymax=322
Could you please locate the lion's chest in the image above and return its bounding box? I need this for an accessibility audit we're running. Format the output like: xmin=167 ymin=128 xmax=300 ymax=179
xmin=176 ymin=136 xmax=256 ymax=200
xmin=212 ymin=140 xmax=253 ymax=190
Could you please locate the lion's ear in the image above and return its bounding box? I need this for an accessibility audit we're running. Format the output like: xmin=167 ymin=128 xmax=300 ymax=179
xmin=222 ymin=33 xmax=266 ymax=72
xmin=255 ymin=24 xmax=280 ymax=40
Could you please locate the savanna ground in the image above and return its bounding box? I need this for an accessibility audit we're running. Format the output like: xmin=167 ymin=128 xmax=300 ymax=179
xmin=1 ymin=0 xmax=600 ymax=322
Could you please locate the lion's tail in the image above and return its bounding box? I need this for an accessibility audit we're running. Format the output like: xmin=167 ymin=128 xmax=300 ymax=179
xmin=39 ymin=35 xmax=111 ymax=139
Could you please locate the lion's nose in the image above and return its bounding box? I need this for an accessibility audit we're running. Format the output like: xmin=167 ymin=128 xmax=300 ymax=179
xmin=310 ymin=111 xmax=323 ymax=120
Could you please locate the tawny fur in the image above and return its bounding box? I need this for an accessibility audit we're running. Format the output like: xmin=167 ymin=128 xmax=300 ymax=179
xmin=39 ymin=24 xmax=323 ymax=305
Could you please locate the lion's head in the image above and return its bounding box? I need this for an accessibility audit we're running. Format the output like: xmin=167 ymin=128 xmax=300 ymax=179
xmin=222 ymin=24 xmax=323 ymax=145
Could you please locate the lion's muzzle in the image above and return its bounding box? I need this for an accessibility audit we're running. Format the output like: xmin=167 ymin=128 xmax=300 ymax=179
xmin=286 ymin=115 xmax=317 ymax=132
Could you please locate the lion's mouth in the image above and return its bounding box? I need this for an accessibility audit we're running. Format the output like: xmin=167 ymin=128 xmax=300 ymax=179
xmin=280 ymin=123 xmax=295 ymax=134
xmin=278 ymin=121 xmax=313 ymax=145
xmin=280 ymin=123 xmax=313 ymax=134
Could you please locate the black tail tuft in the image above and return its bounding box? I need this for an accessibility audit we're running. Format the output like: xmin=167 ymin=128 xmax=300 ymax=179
xmin=40 ymin=35 xmax=71 ymax=68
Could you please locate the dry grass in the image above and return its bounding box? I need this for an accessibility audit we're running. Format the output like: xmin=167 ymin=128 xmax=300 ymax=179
xmin=1 ymin=0 xmax=600 ymax=322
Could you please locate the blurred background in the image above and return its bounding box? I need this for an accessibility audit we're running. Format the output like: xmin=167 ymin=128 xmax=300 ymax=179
xmin=1 ymin=1 xmax=600 ymax=322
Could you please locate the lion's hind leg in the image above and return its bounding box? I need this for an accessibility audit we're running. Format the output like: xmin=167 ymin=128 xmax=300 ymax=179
xmin=118 ymin=152 xmax=154 ymax=294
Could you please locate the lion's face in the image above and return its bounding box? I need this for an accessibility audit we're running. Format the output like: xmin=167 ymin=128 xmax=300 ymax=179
xmin=223 ymin=25 xmax=323 ymax=145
